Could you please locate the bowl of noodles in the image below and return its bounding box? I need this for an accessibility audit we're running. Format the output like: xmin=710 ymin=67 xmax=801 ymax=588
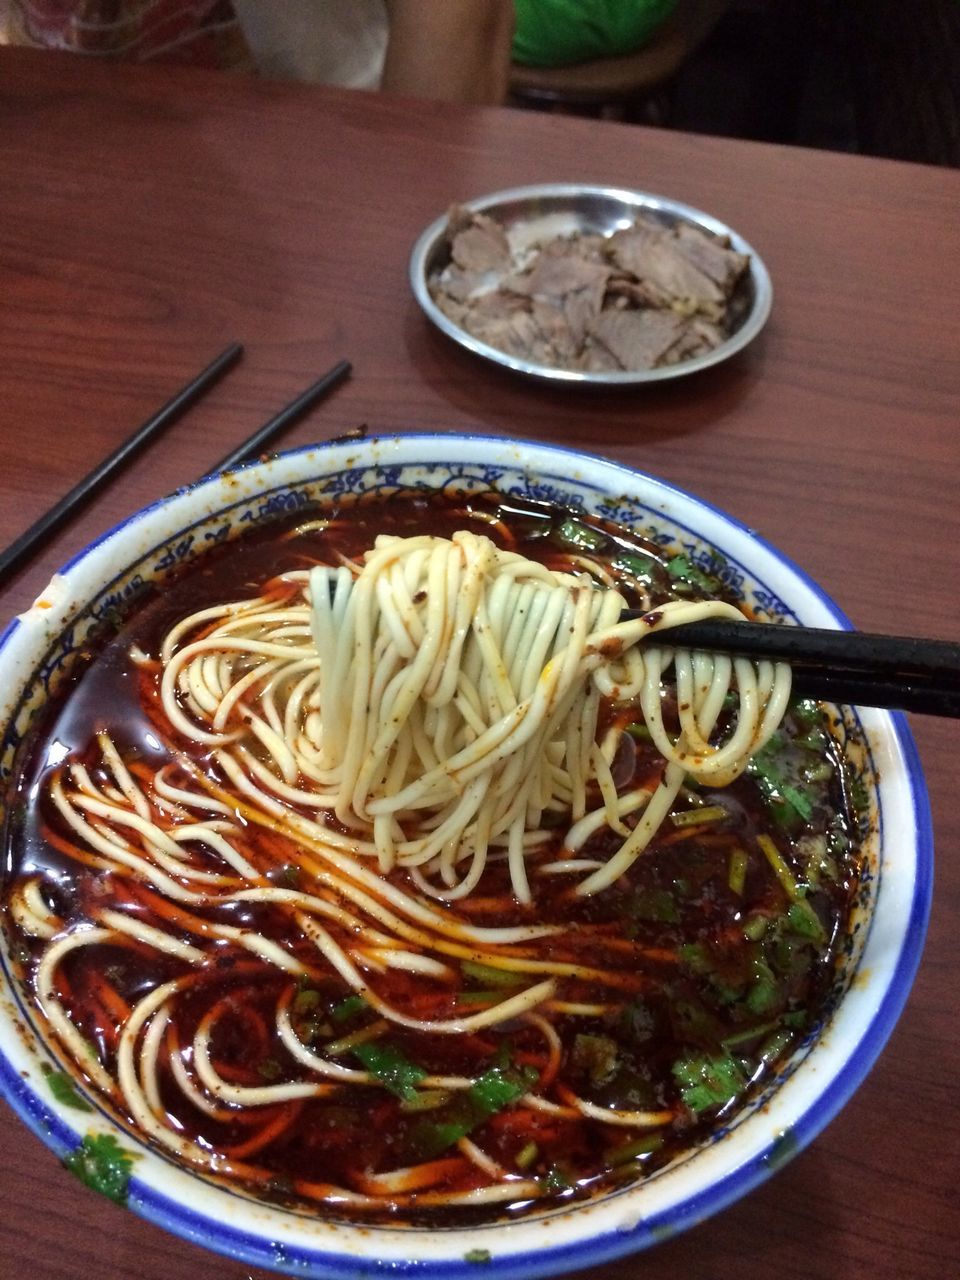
xmin=0 ymin=435 xmax=931 ymax=1279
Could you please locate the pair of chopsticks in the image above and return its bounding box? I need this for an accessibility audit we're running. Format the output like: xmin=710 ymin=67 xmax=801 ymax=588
xmin=0 ymin=345 xmax=351 ymax=587
xmin=635 ymin=616 xmax=960 ymax=719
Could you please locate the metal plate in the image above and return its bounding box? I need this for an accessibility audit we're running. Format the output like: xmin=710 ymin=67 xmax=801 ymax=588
xmin=409 ymin=183 xmax=773 ymax=387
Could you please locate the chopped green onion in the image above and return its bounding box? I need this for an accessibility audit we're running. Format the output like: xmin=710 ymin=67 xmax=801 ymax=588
xmin=399 ymin=1088 xmax=450 ymax=1113
xmin=790 ymin=698 xmax=822 ymax=728
xmin=722 ymin=1021 xmax=777 ymax=1050
xmin=728 ymin=847 xmax=748 ymax=896
xmin=612 ymin=551 xmax=658 ymax=582
xmin=461 ymin=959 xmax=524 ymax=988
xmin=666 ymin=553 xmax=716 ymax=591
xmin=678 ymin=942 xmax=711 ymax=974
xmin=819 ymin=853 xmax=839 ymax=882
xmin=515 ymin=1140 xmax=539 ymax=1170
xmin=742 ymin=913 xmax=771 ymax=941
xmin=457 ymin=990 xmax=500 ymax=1005
xmin=606 ymin=1133 xmax=664 ymax=1166
xmin=747 ymin=738 xmax=815 ymax=826
xmin=670 ymin=804 xmax=727 ymax=829
xmin=795 ymin=728 xmax=829 ymax=752
xmin=782 ymin=784 xmax=814 ymax=822
xmin=554 ymin=517 xmax=606 ymax=553
xmin=802 ymin=761 xmax=833 ymax=784
xmin=471 ymin=1065 xmax=533 ymax=1112
xmin=851 ymin=775 xmax=870 ymax=812
xmin=757 ymin=1028 xmax=794 ymax=1065
xmin=629 ymin=887 xmax=679 ymax=925
xmin=625 ymin=722 xmax=652 ymax=741
xmin=827 ymin=825 xmax=850 ymax=857
xmin=756 ymin=833 xmax=802 ymax=901
xmin=745 ymin=966 xmax=780 ymax=1015
xmin=422 ymin=1119 xmax=473 ymax=1154
xmin=293 ymin=988 xmax=322 ymax=1015
xmin=786 ymin=899 xmax=825 ymax=940
xmin=351 ymin=1041 xmax=427 ymax=1102
xmin=540 ymin=1164 xmax=572 ymax=1192
xmin=796 ymin=834 xmax=827 ymax=887
xmin=781 ymin=1010 xmax=807 ymax=1029
xmin=330 ymin=993 xmax=367 ymax=1024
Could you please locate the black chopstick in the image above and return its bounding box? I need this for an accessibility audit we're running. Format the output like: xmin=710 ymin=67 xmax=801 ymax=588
xmin=786 ymin=671 xmax=960 ymax=718
xmin=200 ymin=359 xmax=352 ymax=480
xmin=640 ymin=617 xmax=960 ymax=718
xmin=0 ymin=342 xmax=243 ymax=588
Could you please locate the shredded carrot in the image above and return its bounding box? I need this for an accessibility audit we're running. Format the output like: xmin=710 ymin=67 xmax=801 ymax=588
xmin=37 ymin=821 xmax=108 ymax=872
xmin=554 ymin=1084 xmax=581 ymax=1109
xmin=92 ymin=974 xmax=132 ymax=1026
xmin=124 ymin=880 xmax=230 ymax=939
xmin=488 ymin=1109 xmax=562 ymax=1139
xmin=512 ymin=1051 xmax=549 ymax=1070
xmin=224 ymin=1100 xmax=304 ymax=1158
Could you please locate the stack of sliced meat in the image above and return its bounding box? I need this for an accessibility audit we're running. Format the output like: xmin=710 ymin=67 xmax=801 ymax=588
xmin=429 ymin=206 xmax=750 ymax=373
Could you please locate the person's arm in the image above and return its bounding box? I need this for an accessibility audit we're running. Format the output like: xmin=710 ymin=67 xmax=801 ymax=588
xmin=381 ymin=0 xmax=516 ymax=104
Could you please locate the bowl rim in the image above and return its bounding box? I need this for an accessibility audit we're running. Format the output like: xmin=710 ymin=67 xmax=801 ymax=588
xmin=0 ymin=433 xmax=931 ymax=1279
xmin=409 ymin=183 xmax=774 ymax=386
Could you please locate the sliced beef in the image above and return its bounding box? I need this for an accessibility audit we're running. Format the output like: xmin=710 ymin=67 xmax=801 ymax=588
xmin=428 ymin=207 xmax=750 ymax=373
xmin=515 ymin=241 xmax=610 ymax=349
xmin=607 ymin=223 xmax=724 ymax=309
xmin=459 ymin=292 xmax=557 ymax=365
xmin=432 ymin=290 xmax=469 ymax=328
xmin=605 ymin=276 xmax=668 ymax=308
xmin=589 ymin=309 xmax=686 ymax=370
xmin=531 ymin=299 xmax=580 ymax=364
xmin=673 ymin=223 xmax=749 ymax=292
xmin=662 ymin=318 xmax=726 ymax=364
xmin=448 ymin=208 xmax=512 ymax=275
xmin=523 ymin=248 xmax=610 ymax=303
xmin=563 ymin=286 xmax=605 ymax=347
xmin=432 ymin=265 xmax=489 ymax=304
xmin=577 ymin=340 xmax=623 ymax=373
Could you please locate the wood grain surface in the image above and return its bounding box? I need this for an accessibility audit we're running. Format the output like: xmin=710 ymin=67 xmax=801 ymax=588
xmin=0 ymin=46 xmax=957 ymax=1280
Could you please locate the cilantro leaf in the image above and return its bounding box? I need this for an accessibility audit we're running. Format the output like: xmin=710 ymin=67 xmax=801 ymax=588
xmin=673 ymin=1052 xmax=746 ymax=1114
xmin=64 ymin=1133 xmax=138 ymax=1206
xmin=411 ymin=1062 xmax=537 ymax=1159
xmin=41 ymin=1064 xmax=92 ymax=1113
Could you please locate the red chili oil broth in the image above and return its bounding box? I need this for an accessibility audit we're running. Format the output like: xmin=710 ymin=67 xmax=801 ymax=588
xmin=0 ymin=491 xmax=863 ymax=1223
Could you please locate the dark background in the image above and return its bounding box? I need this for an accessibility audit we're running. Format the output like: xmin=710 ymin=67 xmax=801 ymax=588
xmin=517 ymin=0 xmax=960 ymax=169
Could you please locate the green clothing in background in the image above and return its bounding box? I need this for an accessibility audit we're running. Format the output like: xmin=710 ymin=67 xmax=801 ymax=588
xmin=512 ymin=0 xmax=678 ymax=67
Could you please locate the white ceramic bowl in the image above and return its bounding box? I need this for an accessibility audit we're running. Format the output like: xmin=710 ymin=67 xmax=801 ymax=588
xmin=0 ymin=435 xmax=931 ymax=1279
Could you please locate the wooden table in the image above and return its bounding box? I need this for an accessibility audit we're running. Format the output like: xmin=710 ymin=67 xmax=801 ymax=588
xmin=0 ymin=46 xmax=957 ymax=1280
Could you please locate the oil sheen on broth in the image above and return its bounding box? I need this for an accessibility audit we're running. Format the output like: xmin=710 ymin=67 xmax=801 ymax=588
xmin=1 ymin=492 xmax=863 ymax=1223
